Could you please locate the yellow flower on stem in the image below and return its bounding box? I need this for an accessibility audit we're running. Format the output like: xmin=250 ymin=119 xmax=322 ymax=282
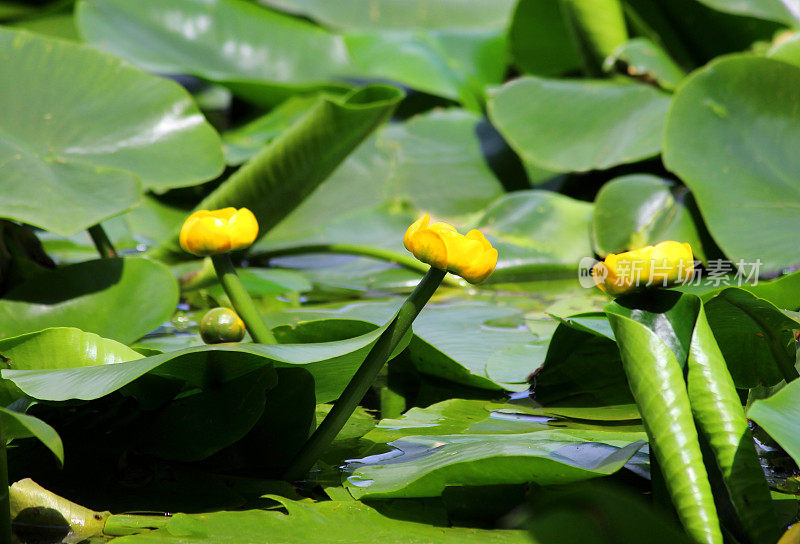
xmin=403 ymin=214 xmax=498 ymax=284
xmin=593 ymin=241 xmax=694 ymax=296
xmin=179 ymin=207 xmax=258 ymax=256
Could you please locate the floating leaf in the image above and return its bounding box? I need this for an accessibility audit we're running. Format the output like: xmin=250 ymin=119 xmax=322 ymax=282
xmin=0 ymin=258 xmax=178 ymax=344
xmin=78 ymin=0 xmax=506 ymax=104
xmin=345 ymin=400 xmax=645 ymax=499
xmin=489 ymin=76 xmax=671 ymax=172
xmin=2 ymin=316 xmax=404 ymax=403
xmin=108 ymin=496 xmax=532 ymax=543
xmin=261 ymin=0 xmax=516 ymax=30
xmin=591 ymin=175 xmax=703 ymax=259
xmin=0 ymin=28 xmax=223 ymax=235
xmin=664 ymin=55 xmax=800 ymax=271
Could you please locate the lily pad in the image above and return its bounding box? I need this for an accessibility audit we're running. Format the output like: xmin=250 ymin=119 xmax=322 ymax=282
xmin=109 ymin=496 xmax=532 ymax=543
xmin=488 ymin=76 xmax=671 ymax=172
xmin=346 ymin=401 xmax=645 ymax=499
xmin=664 ymin=55 xmax=800 ymax=271
xmin=1 ymin=317 xmax=405 ymax=403
xmin=0 ymin=258 xmax=179 ymax=344
xmin=591 ymin=175 xmax=704 ymax=259
xmin=78 ymin=0 xmax=507 ymax=104
xmin=0 ymin=28 xmax=223 ymax=235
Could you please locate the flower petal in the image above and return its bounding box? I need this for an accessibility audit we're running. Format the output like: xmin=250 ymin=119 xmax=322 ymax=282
xmin=404 ymin=214 xmax=430 ymax=253
xmin=411 ymin=230 xmax=448 ymax=270
xmin=183 ymin=216 xmax=230 ymax=256
xmin=228 ymin=208 xmax=259 ymax=251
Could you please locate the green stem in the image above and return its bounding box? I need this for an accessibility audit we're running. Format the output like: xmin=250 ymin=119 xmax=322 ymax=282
xmin=210 ymin=254 xmax=276 ymax=344
xmin=87 ymin=224 xmax=117 ymax=259
xmin=103 ymin=514 xmax=170 ymax=537
xmin=0 ymin=423 xmax=10 ymax=544
xmin=251 ymin=244 xmax=462 ymax=287
xmin=283 ymin=267 xmax=446 ymax=482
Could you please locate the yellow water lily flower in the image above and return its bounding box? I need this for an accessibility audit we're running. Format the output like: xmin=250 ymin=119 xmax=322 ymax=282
xmin=593 ymin=241 xmax=694 ymax=296
xmin=404 ymin=214 xmax=498 ymax=284
xmin=179 ymin=207 xmax=258 ymax=256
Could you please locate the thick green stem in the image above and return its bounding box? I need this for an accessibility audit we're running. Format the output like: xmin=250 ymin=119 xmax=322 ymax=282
xmin=251 ymin=244 xmax=462 ymax=287
xmin=0 ymin=424 xmax=10 ymax=544
xmin=103 ymin=514 xmax=170 ymax=537
xmin=87 ymin=224 xmax=117 ymax=259
xmin=283 ymin=267 xmax=446 ymax=482
xmin=210 ymin=254 xmax=276 ymax=344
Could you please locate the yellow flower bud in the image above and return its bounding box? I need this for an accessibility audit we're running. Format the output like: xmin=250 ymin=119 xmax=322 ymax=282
xmin=593 ymin=241 xmax=694 ymax=296
xmin=404 ymin=214 xmax=498 ymax=284
xmin=179 ymin=207 xmax=258 ymax=256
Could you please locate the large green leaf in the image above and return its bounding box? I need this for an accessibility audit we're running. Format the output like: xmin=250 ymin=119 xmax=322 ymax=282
xmin=591 ymin=175 xmax=703 ymax=259
xmin=78 ymin=0 xmax=506 ymax=104
xmin=77 ymin=0 xmax=351 ymax=104
xmin=474 ymin=191 xmax=594 ymax=281
xmin=694 ymin=0 xmax=800 ymax=26
xmin=0 ymin=28 xmax=223 ymax=235
xmin=749 ymin=378 xmax=800 ymax=465
xmin=136 ymin=368 xmax=275 ymax=461
xmin=0 ymin=258 xmax=178 ymax=344
xmin=703 ymin=287 xmax=798 ymax=388
xmin=684 ymin=301 xmax=781 ymax=544
xmin=488 ymin=76 xmax=671 ymax=172
xmin=261 ymin=0 xmax=516 ymax=30
xmin=0 ymin=328 xmax=142 ymax=370
xmin=344 ymin=398 xmax=645 ymax=499
xmin=663 ymin=55 xmax=800 ymax=271
xmin=605 ymin=296 xmax=722 ymax=544
xmin=363 ymin=399 xmax=645 ymax=445
xmin=624 ymin=0 xmax=782 ymax=65
xmin=149 ymin=85 xmax=402 ymax=262
xmin=265 ymin=300 xmax=540 ymax=391
xmin=532 ymin=313 xmax=638 ymax=417
xmin=607 ymin=292 xmax=777 ymax=544
xmin=253 ymin=109 xmax=503 ymax=254
xmin=1 ymin=407 xmax=63 ymax=465
xmin=109 ymin=497 xmax=532 ymax=543
xmin=508 ymin=0 xmax=581 ymax=76
xmin=1 ymin=317 xmax=402 ymax=403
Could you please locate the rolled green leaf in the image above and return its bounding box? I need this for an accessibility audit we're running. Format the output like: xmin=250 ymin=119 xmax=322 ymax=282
xmin=149 ymin=85 xmax=403 ymax=263
xmin=686 ymin=304 xmax=780 ymax=544
xmin=560 ymin=0 xmax=628 ymax=75
xmin=606 ymin=308 xmax=722 ymax=544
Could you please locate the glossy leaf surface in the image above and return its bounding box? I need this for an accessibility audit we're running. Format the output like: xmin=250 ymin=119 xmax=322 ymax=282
xmin=0 ymin=28 xmax=223 ymax=235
